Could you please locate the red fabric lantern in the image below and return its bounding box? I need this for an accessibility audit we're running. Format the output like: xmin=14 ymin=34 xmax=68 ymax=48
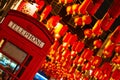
xmin=101 ymin=12 xmax=115 ymax=31
xmin=91 ymin=68 xmax=103 ymax=79
xmin=62 ymin=49 xmax=70 ymax=58
xmin=66 ymin=5 xmax=73 ymax=15
xmin=51 ymin=41 xmax=60 ymax=50
xmin=93 ymin=39 xmax=103 ymax=48
xmin=72 ymin=4 xmax=79 ymax=15
xmin=92 ymin=20 xmax=102 ymax=36
xmin=115 ymin=45 xmax=120 ymax=54
xmin=59 ymin=25 xmax=68 ymax=36
xmin=82 ymin=14 xmax=92 ymax=25
xmin=110 ymin=26 xmax=120 ymax=44
xmin=103 ymin=41 xmax=116 ymax=58
xmin=69 ymin=34 xmax=78 ymax=45
xmin=36 ymin=1 xmax=45 ymax=11
xmin=73 ymin=56 xmax=80 ymax=64
xmin=82 ymin=62 xmax=91 ymax=71
xmin=112 ymin=69 xmax=120 ymax=80
xmin=91 ymin=56 xmax=102 ymax=67
xmin=84 ymin=28 xmax=92 ymax=38
xmin=81 ymin=48 xmax=93 ymax=61
xmin=112 ymin=56 xmax=120 ymax=64
xmin=40 ymin=5 xmax=52 ymax=21
xmin=87 ymin=0 xmax=104 ymax=16
xmin=63 ymin=32 xmax=72 ymax=42
xmin=75 ymin=41 xmax=85 ymax=52
xmin=108 ymin=0 xmax=120 ymax=18
xmin=78 ymin=0 xmax=91 ymax=14
xmin=74 ymin=17 xmax=82 ymax=26
xmin=71 ymin=51 xmax=77 ymax=59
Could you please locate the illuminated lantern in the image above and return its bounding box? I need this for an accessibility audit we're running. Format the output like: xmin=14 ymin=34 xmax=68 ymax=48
xmin=101 ymin=62 xmax=112 ymax=79
xmin=73 ymin=56 xmax=80 ymax=65
xmin=82 ymin=62 xmax=91 ymax=71
xmin=111 ymin=69 xmax=120 ymax=80
xmin=77 ymin=57 xmax=84 ymax=65
xmin=82 ymin=14 xmax=92 ymax=25
xmin=51 ymin=41 xmax=60 ymax=50
xmin=69 ymin=34 xmax=78 ymax=45
xmin=115 ymin=45 xmax=120 ymax=54
xmin=72 ymin=4 xmax=79 ymax=15
xmin=101 ymin=12 xmax=115 ymax=31
xmin=81 ymin=48 xmax=93 ymax=61
xmin=92 ymin=20 xmax=102 ymax=36
xmin=110 ymin=26 xmax=120 ymax=44
xmin=36 ymin=1 xmax=45 ymax=11
xmin=66 ymin=5 xmax=73 ymax=15
xmin=59 ymin=25 xmax=68 ymax=36
xmin=63 ymin=32 xmax=72 ymax=42
xmin=108 ymin=0 xmax=120 ymax=18
xmin=74 ymin=17 xmax=82 ymax=26
xmin=75 ymin=41 xmax=85 ymax=52
xmin=91 ymin=56 xmax=102 ymax=67
xmin=71 ymin=51 xmax=77 ymax=59
xmin=91 ymin=68 xmax=103 ymax=79
xmin=62 ymin=49 xmax=70 ymax=60
xmin=40 ymin=5 xmax=52 ymax=21
xmin=78 ymin=0 xmax=91 ymax=14
xmin=93 ymin=39 xmax=103 ymax=49
xmin=112 ymin=56 xmax=120 ymax=64
xmin=47 ymin=16 xmax=61 ymax=30
xmin=87 ymin=0 xmax=104 ymax=16
xmin=103 ymin=40 xmax=116 ymax=58
xmin=84 ymin=28 xmax=92 ymax=38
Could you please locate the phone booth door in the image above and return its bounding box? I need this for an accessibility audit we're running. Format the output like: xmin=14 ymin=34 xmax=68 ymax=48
xmin=0 ymin=10 xmax=53 ymax=80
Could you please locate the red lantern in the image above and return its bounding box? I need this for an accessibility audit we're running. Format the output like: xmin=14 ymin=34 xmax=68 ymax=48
xmin=91 ymin=68 xmax=103 ymax=79
xmin=108 ymin=0 xmax=120 ymax=18
xmin=71 ymin=51 xmax=77 ymax=59
xmin=110 ymin=26 xmax=120 ymax=44
xmin=69 ymin=34 xmax=78 ymax=45
xmin=63 ymin=32 xmax=72 ymax=42
xmin=82 ymin=14 xmax=92 ymax=25
xmin=59 ymin=25 xmax=68 ymax=36
xmin=78 ymin=0 xmax=91 ymax=14
xmin=72 ymin=4 xmax=79 ymax=15
xmin=112 ymin=69 xmax=120 ymax=80
xmin=91 ymin=56 xmax=102 ymax=67
xmin=73 ymin=56 xmax=80 ymax=64
xmin=115 ymin=45 xmax=120 ymax=54
xmin=74 ymin=17 xmax=82 ymax=26
xmin=92 ymin=20 xmax=103 ymax=36
xmin=112 ymin=56 xmax=120 ymax=64
xmin=101 ymin=12 xmax=115 ymax=31
xmin=36 ymin=1 xmax=45 ymax=11
xmin=66 ymin=5 xmax=73 ymax=15
xmin=51 ymin=41 xmax=60 ymax=50
xmin=103 ymin=40 xmax=116 ymax=58
xmin=81 ymin=48 xmax=94 ymax=61
xmin=82 ymin=62 xmax=91 ymax=71
xmin=93 ymin=39 xmax=103 ymax=48
xmin=62 ymin=49 xmax=70 ymax=59
xmin=84 ymin=28 xmax=92 ymax=38
xmin=75 ymin=41 xmax=85 ymax=52
xmin=40 ymin=5 xmax=52 ymax=21
xmin=87 ymin=0 xmax=104 ymax=16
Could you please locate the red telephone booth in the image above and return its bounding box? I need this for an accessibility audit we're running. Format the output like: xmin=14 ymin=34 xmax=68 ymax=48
xmin=0 ymin=10 xmax=53 ymax=80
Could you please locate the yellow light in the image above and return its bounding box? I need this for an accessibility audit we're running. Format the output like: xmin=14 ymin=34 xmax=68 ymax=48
xmin=54 ymin=23 xmax=63 ymax=34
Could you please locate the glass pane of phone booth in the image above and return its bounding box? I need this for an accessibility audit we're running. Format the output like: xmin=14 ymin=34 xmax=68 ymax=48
xmin=0 ymin=39 xmax=31 ymax=79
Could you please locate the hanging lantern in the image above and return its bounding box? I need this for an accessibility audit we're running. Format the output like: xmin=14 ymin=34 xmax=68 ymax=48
xmin=108 ymin=0 xmax=120 ymax=18
xmin=72 ymin=4 xmax=79 ymax=15
xmin=59 ymin=25 xmax=68 ymax=36
xmin=84 ymin=28 xmax=92 ymax=38
xmin=112 ymin=55 xmax=120 ymax=64
xmin=93 ymin=39 xmax=103 ymax=49
xmin=82 ymin=14 xmax=92 ymax=25
xmin=73 ymin=56 xmax=80 ymax=65
xmin=75 ymin=41 xmax=85 ymax=52
xmin=71 ymin=51 xmax=77 ymax=59
xmin=77 ymin=57 xmax=84 ymax=66
xmin=87 ymin=0 xmax=104 ymax=16
xmin=78 ymin=0 xmax=91 ymax=14
xmin=91 ymin=56 xmax=102 ymax=67
xmin=91 ymin=68 xmax=103 ymax=79
xmin=102 ymin=40 xmax=116 ymax=58
xmin=66 ymin=5 xmax=73 ymax=15
xmin=92 ymin=20 xmax=103 ymax=36
xmin=51 ymin=41 xmax=60 ymax=50
xmin=69 ymin=34 xmax=78 ymax=45
xmin=36 ymin=1 xmax=45 ymax=11
xmin=111 ymin=69 xmax=120 ymax=80
xmin=62 ymin=49 xmax=70 ymax=60
xmin=101 ymin=12 xmax=115 ymax=31
xmin=110 ymin=26 xmax=120 ymax=44
xmin=82 ymin=62 xmax=91 ymax=71
xmin=74 ymin=17 xmax=82 ymax=26
xmin=81 ymin=48 xmax=94 ymax=61
xmin=40 ymin=5 xmax=52 ymax=21
xmin=47 ymin=16 xmax=61 ymax=30
xmin=63 ymin=32 xmax=72 ymax=42
xmin=72 ymin=42 xmax=78 ymax=51
xmin=115 ymin=45 xmax=120 ymax=54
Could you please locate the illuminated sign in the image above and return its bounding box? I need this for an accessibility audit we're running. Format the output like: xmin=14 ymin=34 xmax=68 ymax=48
xmin=8 ymin=21 xmax=45 ymax=48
